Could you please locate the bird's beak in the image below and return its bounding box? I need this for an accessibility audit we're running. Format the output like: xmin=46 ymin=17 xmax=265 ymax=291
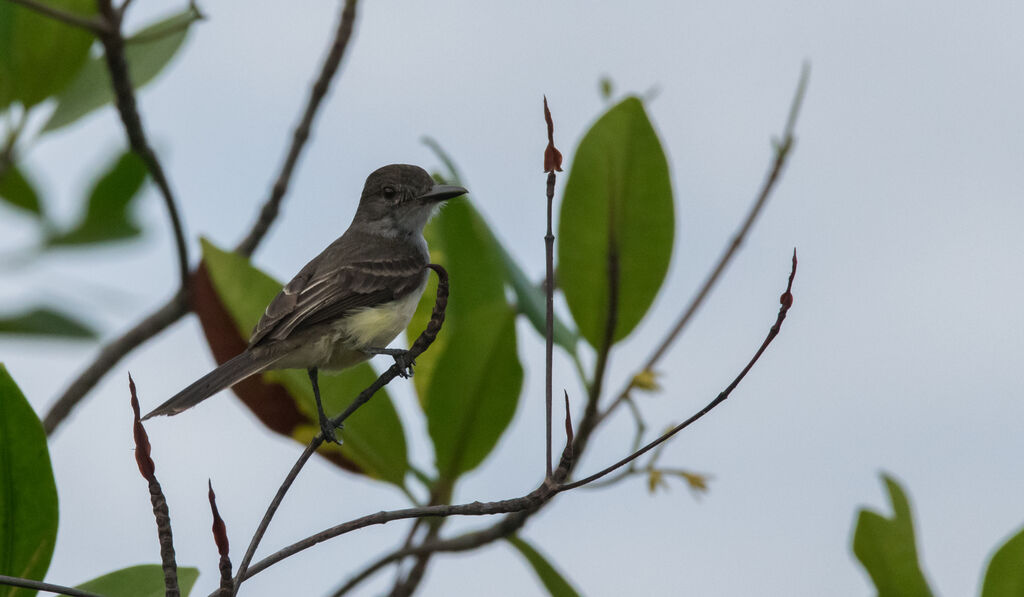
xmin=418 ymin=184 xmax=467 ymax=203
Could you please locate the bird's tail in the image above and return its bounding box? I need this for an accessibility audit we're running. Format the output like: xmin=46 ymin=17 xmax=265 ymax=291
xmin=142 ymin=352 xmax=271 ymax=420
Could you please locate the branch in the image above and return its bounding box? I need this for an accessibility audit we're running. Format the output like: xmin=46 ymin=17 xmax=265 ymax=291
xmin=234 ymin=0 xmax=359 ymax=258
xmin=597 ymin=62 xmax=809 ymax=426
xmin=4 ymin=0 xmax=109 ymax=33
xmin=270 ymin=255 xmax=794 ymax=588
xmin=44 ymin=289 xmax=188 ymax=434
xmin=542 ymin=94 xmax=563 ymax=479
xmin=0 ymin=575 xmax=103 ymax=597
xmin=561 ymin=250 xmax=796 ymax=490
xmin=96 ymin=0 xmax=190 ymax=289
xmin=229 ymin=264 xmax=448 ymax=596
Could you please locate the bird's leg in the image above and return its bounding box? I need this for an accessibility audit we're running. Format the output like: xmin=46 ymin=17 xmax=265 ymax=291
xmin=365 ymin=347 xmax=415 ymax=378
xmin=308 ymin=367 xmax=342 ymax=445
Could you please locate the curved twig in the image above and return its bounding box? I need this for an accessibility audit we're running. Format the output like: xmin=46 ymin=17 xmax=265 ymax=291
xmin=4 ymin=0 xmax=109 ymax=33
xmin=0 ymin=575 xmax=103 ymax=597
xmin=235 ymin=0 xmax=359 ymax=258
xmin=97 ymin=0 xmax=190 ymax=288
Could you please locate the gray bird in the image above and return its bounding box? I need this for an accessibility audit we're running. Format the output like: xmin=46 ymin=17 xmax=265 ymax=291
xmin=143 ymin=164 xmax=466 ymax=443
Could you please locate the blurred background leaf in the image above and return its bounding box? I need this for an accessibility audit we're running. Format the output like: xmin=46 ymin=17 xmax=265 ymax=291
xmin=0 ymin=364 xmax=59 ymax=595
xmin=0 ymin=0 xmax=96 ymax=111
xmin=42 ymin=7 xmax=197 ymax=132
xmin=558 ymin=96 xmax=674 ymax=348
xmin=75 ymin=564 xmax=199 ymax=597
xmin=47 ymin=150 xmax=148 ymax=246
xmin=197 ymin=240 xmax=409 ymax=487
xmin=980 ymin=524 xmax=1024 ymax=597
xmin=507 ymin=536 xmax=581 ymax=597
xmin=0 ymin=307 xmax=96 ymax=339
xmin=0 ymin=164 xmax=42 ymax=217
xmin=852 ymin=474 xmax=933 ymax=597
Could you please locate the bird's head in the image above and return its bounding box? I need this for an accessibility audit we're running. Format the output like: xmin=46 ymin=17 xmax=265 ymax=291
xmin=353 ymin=164 xmax=467 ymax=236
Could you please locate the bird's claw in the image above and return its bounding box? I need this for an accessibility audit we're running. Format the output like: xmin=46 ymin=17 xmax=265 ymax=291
xmin=392 ymin=351 xmax=415 ymax=378
xmin=319 ymin=418 xmax=344 ymax=445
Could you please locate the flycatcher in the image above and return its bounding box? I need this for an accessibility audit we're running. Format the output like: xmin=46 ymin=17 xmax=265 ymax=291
xmin=143 ymin=164 xmax=466 ymax=443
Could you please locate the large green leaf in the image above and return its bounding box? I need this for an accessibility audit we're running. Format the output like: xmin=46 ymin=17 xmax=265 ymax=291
xmin=0 ymin=0 xmax=95 ymax=110
xmin=507 ymin=536 xmax=581 ymax=597
xmin=0 ymin=364 xmax=58 ymax=597
xmin=852 ymin=474 xmax=933 ymax=597
xmin=0 ymin=307 xmax=96 ymax=338
xmin=0 ymin=165 xmax=42 ymax=216
xmin=405 ymin=196 xmax=524 ymax=482
xmin=981 ymin=524 xmax=1024 ymax=597
xmin=75 ymin=564 xmax=199 ymax=597
xmin=427 ymin=303 xmax=521 ymax=481
xmin=42 ymin=8 xmax=196 ymax=132
xmin=199 ymin=239 xmax=409 ymax=486
xmin=48 ymin=150 xmax=148 ymax=246
xmin=558 ymin=96 xmax=674 ymax=348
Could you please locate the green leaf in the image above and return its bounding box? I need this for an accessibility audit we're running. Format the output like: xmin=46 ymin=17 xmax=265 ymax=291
xmin=0 ymin=364 xmax=59 ymax=596
xmin=200 ymin=239 xmax=409 ymax=487
xmin=42 ymin=8 xmax=196 ymax=132
xmin=852 ymin=474 xmax=933 ymax=597
xmin=0 ymin=165 xmax=42 ymax=216
xmin=558 ymin=96 xmax=674 ymax=348
xmin=48 ymin=150 xmax=148 ymax=246
xmin=427 ymin=303 xmax=521 ymax=481
xmin=75 ymin=564 xmax=199 ymax=597
xmin=981 ymin=524 xmax=1024 ymax=597
xmin=0 ymin=0 xmax=96 ymax=110
xmin=0 ymin=307 xmax=96 ymax=338
xmin=507 ymin=536 xmax=581 ymax=597
xmin=405 ymin=196 xmax=524 ymax=482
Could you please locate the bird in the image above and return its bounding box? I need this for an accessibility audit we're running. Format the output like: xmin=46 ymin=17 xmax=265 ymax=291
xmin=143 ymin=164 xmax=467 ymax=443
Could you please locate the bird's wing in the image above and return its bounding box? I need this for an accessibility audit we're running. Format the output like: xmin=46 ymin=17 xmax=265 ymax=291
xmin=249 ymin=245 xmax=427 ymax=347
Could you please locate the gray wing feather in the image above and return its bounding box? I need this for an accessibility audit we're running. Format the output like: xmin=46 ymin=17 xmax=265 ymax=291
xmin=249 ymin=232 xmax=427 ymax=347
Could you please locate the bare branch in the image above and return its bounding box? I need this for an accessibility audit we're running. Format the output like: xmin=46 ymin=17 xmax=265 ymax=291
xmin=96 ymin=0 xmax=190 ymax=288
xmin=230 ymin=264 xmax=448 ymax=596
xmin=4 ymin=0 xmax=109 ymax=34
xmin=0 ymin=575 xmax=103 ymax=597
xmin=542 ymin=95 xmax=562 ymax=479
xmin=561 ymin=250 xmax=797 ymax=491
xmin=598 ymin=63 xmax=809 ymax=426
xmin=129 ymin=374 xmax=181 ymax=596
xmin=235 ymin=0 xmax=359 ymax=258
xmin=44 ymin=289 xmax=187 ymax=434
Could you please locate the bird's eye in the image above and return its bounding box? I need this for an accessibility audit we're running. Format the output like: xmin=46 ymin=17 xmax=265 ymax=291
xmin=382 ymin=186 xmax=397 ymax=199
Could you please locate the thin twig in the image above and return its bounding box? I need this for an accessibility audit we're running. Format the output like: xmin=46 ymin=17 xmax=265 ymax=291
xmin=129 ymin=374 xmax=180 ymax=597
xmin=597 ymin=63 xmax=809 ymax=426
xmin=4 ymin=0 xmax=109 ymax=33
xmin=235 ymin=0 xmax=359 ymax=258
xmin=208 ymin=480 xmax=234 ymax=597
xmin=0 ymin=575 xmax=103 ymax=597
xmin=562 ymin=250 xmax=796 ymax=491
xmin=542 ymin=95 xmax=562 ymax=479
xmin=229 ymin=264 xmax=448 ymax=596
xmin=96 ymin=0 xmax=190 ymax=288
xmin=44 ymin=289 xmax=188 ymax=434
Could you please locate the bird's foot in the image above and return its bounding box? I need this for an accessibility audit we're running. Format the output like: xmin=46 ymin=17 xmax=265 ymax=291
xmin=366 ymin=347 xmax=415 ymax=378
xmin=318 ymin=415 xmax=344 ymax=445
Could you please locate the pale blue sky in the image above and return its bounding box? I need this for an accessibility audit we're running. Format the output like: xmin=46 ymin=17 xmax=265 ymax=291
xmin=3 ymin=0 xmax=1023 ymax=595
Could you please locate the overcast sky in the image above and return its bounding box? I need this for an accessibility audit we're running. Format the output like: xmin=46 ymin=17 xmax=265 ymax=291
xmin=3 ymin=0 xmax=1023 ymax=595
